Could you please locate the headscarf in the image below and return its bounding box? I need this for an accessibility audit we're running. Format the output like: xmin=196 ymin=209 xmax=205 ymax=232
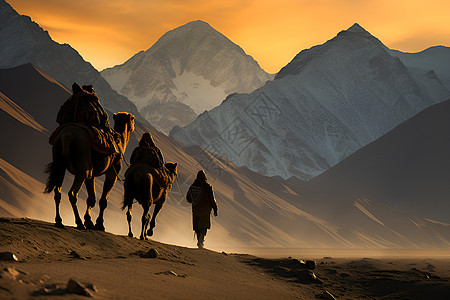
xmin=72 ymin=83 xmax=83 ymax=94
xmin=82 ymin=84 xmax=95 ymax=94
xmin=139 ymin=132 xmax=156 ymax=148
xmin=191 ymin=170 xmax=210 ymax=190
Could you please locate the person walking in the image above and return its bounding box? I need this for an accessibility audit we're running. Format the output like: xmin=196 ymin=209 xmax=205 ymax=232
xmin=186 ymin=170 xmax=218 ymax=248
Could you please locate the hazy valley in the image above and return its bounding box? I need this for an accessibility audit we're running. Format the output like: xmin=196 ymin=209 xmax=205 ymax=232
xmin=1 ymin=0 xmax=449 ymax=249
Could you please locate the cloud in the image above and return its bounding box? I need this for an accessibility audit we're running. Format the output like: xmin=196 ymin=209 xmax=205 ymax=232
xmin=7 ymin=0 xmax=450 ymax=73
xmin=389 ymin=30 xmax=450 ymax=52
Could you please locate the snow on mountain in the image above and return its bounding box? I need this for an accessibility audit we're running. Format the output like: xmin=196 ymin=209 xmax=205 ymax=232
xmin=390 ymin=46 xmax=450 ymax=90
xmin=171 ymin=23 xmax=450 ymax=180
xmin=101 ymin=20 xmax=273 ymax=134
xmin=0 ymin=0 xmax=142 ymax=122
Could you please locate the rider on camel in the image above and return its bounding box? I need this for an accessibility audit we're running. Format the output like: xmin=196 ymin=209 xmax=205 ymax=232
xmin=130 ymin=132 xmax=169 ymax=188
xmin=57 ymin=83 xmax=115 ymax=137
xmin=54 ymin=83 xmax=119 ymax=154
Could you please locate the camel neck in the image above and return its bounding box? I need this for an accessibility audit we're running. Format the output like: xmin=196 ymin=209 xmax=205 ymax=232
xmin=112 ymin=122 xmax=130 ymax=154
xmin=118 ymin=125 xmax=130 ymax=151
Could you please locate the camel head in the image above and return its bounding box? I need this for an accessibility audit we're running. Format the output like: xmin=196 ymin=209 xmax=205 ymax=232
xmin=113 ymin=112 xmax=135 ymax=148
xmin=164 ymin=162 xmax=178 ymax=190
xmin=72 ymin=82 xmax=99 ymax=102
xmin=113 ymin=112 xmax=135 ymax=133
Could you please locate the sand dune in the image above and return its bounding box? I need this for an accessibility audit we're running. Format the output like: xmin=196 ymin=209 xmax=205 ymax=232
xmin=0 ymin=218 xmax=448 ymax=299
xmin=0 ymin=218 xmax=318 ymax=299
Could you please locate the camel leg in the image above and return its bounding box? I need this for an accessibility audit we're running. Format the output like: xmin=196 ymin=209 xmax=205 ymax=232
xmin=147 ymin=195 xmax=166 ymax=237
xmin=69 ymin=174 xmax=87 ymax=230
xmin=140 ymin=203 xmax=150 ymax=240
xmin=51 ymin=158 xmax=66 ymax=228
xmin=54 ymin=186 xmax=64 ymax=228
xmin=126 ymin=206 xmax=133 ymax=238
xmin=95 ymin=172 xmax=117 ymax=231
xmin=84 ymin=178 xmax=96 ymax=229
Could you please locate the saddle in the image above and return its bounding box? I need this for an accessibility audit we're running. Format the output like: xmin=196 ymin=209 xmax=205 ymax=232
xmin=125 ymin=164 xmax=170 ymax=189
xmin=57 ymin=93 xmax=102 ymax=126
xmin=49 ymin=123 xmax=120 ymax=155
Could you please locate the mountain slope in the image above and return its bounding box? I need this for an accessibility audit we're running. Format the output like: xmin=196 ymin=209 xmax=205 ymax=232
xmin=390 ymin=46 xmax=450 ymax=90
xmin=171 ymin=24 xmax=450 ymax=180
xmin=101 ymin=20 xmax=273 ymax=133
xmin=0 ymin=64 xmax=64 ymax=180
xmin=0 ymin=159 xmax=54 ymax=219
xmin=1 ymin=64 xmax=449 ymax=249
xmin=0 ymin=63 xmax=69 ymax=131
xmin=305 ymin=99 xmax=450 ymax=223
xmin=0 ymin=91 xmax=47 ymax=134
xmin=0 ymin=0 xmax=143 ymax=122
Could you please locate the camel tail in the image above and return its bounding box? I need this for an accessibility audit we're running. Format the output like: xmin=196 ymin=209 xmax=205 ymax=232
xmin=44 ymin=161 xmax=63 ymax=194
xmin=123 ymin=171 xmax=139 ymax=210
xmin=44 ymin=132 xmax=71 ymax=194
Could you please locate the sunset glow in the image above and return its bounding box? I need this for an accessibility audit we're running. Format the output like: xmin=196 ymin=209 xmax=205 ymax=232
xmin=8 ymin=0 xmax=450 ymax=73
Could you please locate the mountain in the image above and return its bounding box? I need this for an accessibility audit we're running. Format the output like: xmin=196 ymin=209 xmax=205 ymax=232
xmin=101 ymin=20 xmax=273 ymax=134
xmin=390 ymin=46 xmax=450 ymax=90
xmin=0 ymin=0 xmax=143 ymax=122
xmin=171 ymin=23 xmax=450 ymax=180
xmin=0 ymin=64 xmax=68 ymax=180
xmin=0 ymin=158 xmax=53 ymax=219
xmin=305 ymin=98 xmax=450 ymax=223
xmin=1 ymin=64 xmax=449 ymax=249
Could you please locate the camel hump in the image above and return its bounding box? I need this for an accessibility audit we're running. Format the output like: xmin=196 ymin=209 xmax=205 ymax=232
xmin=49 ymin=123 xmax=119 ymax=155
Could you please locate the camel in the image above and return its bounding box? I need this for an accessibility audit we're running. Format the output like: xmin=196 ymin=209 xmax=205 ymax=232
xmin=122 ymin=162 xmax=178 ymax=240
xmin=44 ymin=111 xmax=135 ymax=230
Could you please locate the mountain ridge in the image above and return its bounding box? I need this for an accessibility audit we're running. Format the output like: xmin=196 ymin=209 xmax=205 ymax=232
xmin=276 ymin=23 xmax=386 ymax=80
xmin=390 ymin=45 xmax=450 ymax=90
xmin=171 ymin=23 xmax=450 ymax=180
xmin=0 ymin=0 xmax=145 ymax=124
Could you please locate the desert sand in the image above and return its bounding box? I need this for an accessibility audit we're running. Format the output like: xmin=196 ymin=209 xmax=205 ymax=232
xmin=0 ymin=218 xmax=449 ymax=299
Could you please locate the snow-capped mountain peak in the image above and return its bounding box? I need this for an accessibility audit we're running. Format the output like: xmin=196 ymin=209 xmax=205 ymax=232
xmin=276 ymin=22 xmax=384 ymax=80
xmin=346 ymin=23 xmax=368 ymax=33
xmin=171 ymin=24 xmax=450 ymax=180
xmin=101 ymin=20 xmax=273 ymax=134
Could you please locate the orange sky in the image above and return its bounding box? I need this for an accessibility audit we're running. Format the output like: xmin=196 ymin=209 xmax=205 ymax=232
xmin=7 ymin=0 xmax=450 ymax=73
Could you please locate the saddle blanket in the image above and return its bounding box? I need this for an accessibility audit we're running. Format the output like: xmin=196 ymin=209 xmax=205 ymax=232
xmin=49 ymin=123 xmax=120 ymax=155
xmin=124 ymin=163 xmax=169 ymax=188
